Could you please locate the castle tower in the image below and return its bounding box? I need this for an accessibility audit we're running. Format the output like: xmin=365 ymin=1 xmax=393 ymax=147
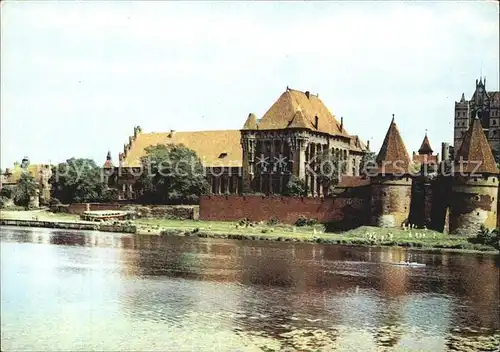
xmin=103 ymin=150 xmax=115 ymax=188
xmin=241 ymin=113 xmax=258 ymax=193
xmin=449 ymin=115 xmax=499 ymax=235
xmin=412 ymin=133 xmax=439 ymax=167
xmin=409 ymin=133 xmax=439 ymax=228
xmin=454 ymin=78 xmax=499 ymax=162
xmin=370 ymin=115 xmax=413 ymax=228
xmin=103 ymin=150 xmax=114 ymax=169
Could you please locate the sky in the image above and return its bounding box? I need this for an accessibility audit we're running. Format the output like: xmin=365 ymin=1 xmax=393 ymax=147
xmin=1 ymin=1 xmax=499 ymax=168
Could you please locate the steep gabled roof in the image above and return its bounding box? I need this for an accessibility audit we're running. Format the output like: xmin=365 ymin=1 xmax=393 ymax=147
xmin=287 ymin=108 xmax=311 ymax=129
xmin=242 ymin=113 xmax=258 ymax=130
xmin=256 ymin=88 xmax=349 ymax=136
xmin=418 ymin=134 xmax=433 ymax=154
xmin=350 ymin=135 xmax=369 ymax=153
xmin=120 ymin=130 xmax=243 ymax=168
xmin=375 ymin=117 xmax=411 ymax=174
xmin=454 ymin=118 xmax=498 ymax=174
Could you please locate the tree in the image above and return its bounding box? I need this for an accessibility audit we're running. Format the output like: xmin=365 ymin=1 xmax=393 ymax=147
xmin=360 ymin=151 xmax=377 ymax=176
xmin=314 ymin=149 xmax=346 ymax=195
xmin=283 ymin=175 xmax=308 ymax=196
xmin=135 ymin=144 xmax=210 ymax=204
xmin=14 ymin=173 xmax=39 ymax=209
xmin=51 ymin=158 xmax=106 ymax=203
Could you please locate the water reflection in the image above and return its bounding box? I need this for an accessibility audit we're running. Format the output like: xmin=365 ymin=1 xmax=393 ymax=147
xmin=1 ymin=226 xmax=498 ymax=351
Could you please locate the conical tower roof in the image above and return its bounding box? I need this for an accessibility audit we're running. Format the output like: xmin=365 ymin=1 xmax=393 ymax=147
xmin=418 ymin=134 xmax=433 ymax=154
xmin=375 ymin=115 xmax=411 ymax=174
xmin=242 ymin=113 xmax=258 ymax=130
xmin=455 ymin=117 xmax=498 ymax=174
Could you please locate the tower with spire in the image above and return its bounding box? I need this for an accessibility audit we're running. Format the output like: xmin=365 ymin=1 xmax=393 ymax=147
xmin=412 ymin=132 xmax=439 ymax=167
xmin=454 ymin=77 xmax=500 ymax=163
xmin=370 ymin=115 xmax=413 ymax=228
xmin=449 ymin=115 xmax=499 ymax=235
xmin=240 ymin=87 xmax=369 ymax=196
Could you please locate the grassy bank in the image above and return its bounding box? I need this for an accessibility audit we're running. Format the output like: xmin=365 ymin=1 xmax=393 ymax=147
xmin=1 ymin=210 xmax=498 ymax=254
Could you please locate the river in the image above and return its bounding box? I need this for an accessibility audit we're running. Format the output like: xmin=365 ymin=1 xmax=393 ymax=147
xmin=1 ymin=226 xmax=499 ymax=351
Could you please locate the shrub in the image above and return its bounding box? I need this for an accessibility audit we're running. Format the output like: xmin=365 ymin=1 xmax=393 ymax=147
xmin=295 ymin=215 xmax=318 ymax=227
xmin=295 ymin=215 xmax=308 ymax=227
xmin=0 ymin=186 xmax=13 ymax=199
xmin=283 ymin=176 xmax=308 ymax=197
xmin=469 ymin=226 xmax=499 ymax=249
xmin=267 ymin=216 xmax=279 ymax=226
xmin=306 ymin=218 xmax=318 ymax=226
xmin=50 ymin=198 xmax=62 ymax=206
xmin=239 ymin=218 xmax=251 ymax=227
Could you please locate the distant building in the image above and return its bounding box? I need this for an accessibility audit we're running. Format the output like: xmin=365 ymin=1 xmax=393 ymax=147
xmin=454 ymin=77 xmax=500 ymax=161
xmin=0 ymin=157 xmax=52 ymax=205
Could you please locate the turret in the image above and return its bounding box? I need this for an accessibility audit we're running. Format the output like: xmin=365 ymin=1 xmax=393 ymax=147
xmin=103 ymin=150 xmax=114 ymax=169
xmin=370 ymin=115 xmax=412 ymax=228
xmin=449 ymin=117 xmax=499 ymax=235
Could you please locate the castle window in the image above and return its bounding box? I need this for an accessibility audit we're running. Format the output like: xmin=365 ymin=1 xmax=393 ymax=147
xmin=476 ymin=212 xmax=480 ymax=216
xmin=218 ymin=152 xmax=228 ymax=159
xmin=475 ymin=195 xmax=480 ymax=201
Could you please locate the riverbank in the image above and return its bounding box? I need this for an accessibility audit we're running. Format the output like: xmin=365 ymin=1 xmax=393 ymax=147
xmin=1 ymin=210 xmax=498 ymax=254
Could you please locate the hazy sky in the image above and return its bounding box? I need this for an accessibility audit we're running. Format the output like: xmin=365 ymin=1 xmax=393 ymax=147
xmin=1 ymin=1 xmax=499 ymax=168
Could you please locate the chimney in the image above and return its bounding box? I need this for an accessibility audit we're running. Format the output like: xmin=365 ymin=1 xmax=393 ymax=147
xmin=340 ymin=116 xmax=344 ymax=131
xmin=305 ymin=91 xmax=310 ymax=99
xmin=169 ymin=130 xmax=175 ymax=137
xmin=367 ymin=140 xmax=370 ymax=151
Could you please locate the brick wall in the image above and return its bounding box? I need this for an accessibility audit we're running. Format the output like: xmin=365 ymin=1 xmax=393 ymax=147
xmin=199 ymin=191 xmax=369 ymax=229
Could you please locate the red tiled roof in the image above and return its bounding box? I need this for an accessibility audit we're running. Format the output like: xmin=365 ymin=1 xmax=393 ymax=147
xmin=256 ymin=88 xmax=350 ymax=137
xmin=454 ymin=118 xmax=499 ymax=174
xmin=337 ymin=176 xmax=370 ymax=188
xmin=418 ymin=134 xmax=433 ymax=154
xmin=375 ymin=117 xmax=411 ymax=174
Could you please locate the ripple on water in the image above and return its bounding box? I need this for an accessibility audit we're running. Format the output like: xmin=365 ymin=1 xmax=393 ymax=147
xmin=1 ymin=227 xmax=499 ymax=351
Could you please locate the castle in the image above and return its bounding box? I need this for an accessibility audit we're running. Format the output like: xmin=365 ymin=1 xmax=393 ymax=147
xmin=106 ymin=83 xmax=499 ymax=234
xmin=107 ymin=87 xmax=369 ymax=199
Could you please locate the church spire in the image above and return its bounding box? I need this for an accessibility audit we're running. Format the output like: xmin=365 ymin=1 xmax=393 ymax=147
xmin=418 ymin=132 xmax=433 ymax=155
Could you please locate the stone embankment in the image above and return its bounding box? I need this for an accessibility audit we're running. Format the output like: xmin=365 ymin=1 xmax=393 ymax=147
xmin=0 ymin=219 xmax=137 ymax=234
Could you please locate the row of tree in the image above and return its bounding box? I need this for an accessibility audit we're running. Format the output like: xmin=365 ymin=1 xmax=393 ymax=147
xmin=1 ymin=144 xmax=376 ymax=208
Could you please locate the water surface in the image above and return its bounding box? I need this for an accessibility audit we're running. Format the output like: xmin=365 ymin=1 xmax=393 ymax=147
xmin=1 ymin=226 xmax=499 ymax=351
